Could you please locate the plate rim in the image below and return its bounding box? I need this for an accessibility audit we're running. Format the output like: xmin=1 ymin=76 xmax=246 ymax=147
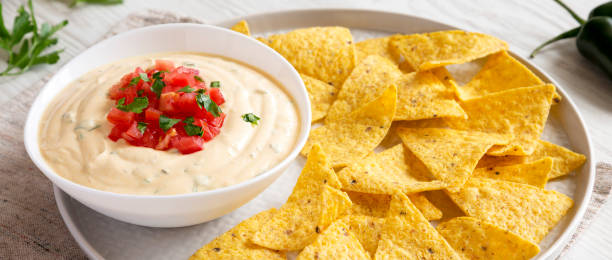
xmin=55 ymin=8 xmax=595 ymax=259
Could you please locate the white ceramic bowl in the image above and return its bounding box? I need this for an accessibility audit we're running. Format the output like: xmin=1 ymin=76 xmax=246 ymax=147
xmin=23 ymin=24 xmax=311 ymax=228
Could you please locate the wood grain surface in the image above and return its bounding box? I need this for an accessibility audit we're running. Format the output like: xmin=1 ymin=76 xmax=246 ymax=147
xmin=0 ymin=0 xmax=610 ymax=259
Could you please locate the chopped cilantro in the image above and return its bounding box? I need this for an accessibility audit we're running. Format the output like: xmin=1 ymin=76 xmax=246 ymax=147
xmin=178 ymin=85 xmax=195 ymax=93
xmin=151 ymin=77 xmax=165 ymax=97
xmin=116 ymin=97 xmax=148 ymax=113
xmin=139 ymin=72 xmax=149 ymax=82
xmin=128 ymin=76 xmax=141 ymax=86
xmin=183 ymin=116 xmax=195 ymax=124
xmin=194 ymin=75 xmax=204 ymax=82
xmin=137 ymin=122 xmax=147 ymax=133
xmin=196 ymin=93 xmax=222 ymax=117
xmin=210 ymin=81 xmax=220 ymax=88
xmin=159 ymin=115 xmax=180 ymax=131
xmin=137 ymin=89 xmax=144 ymax=96
xmin=241 ymin=113 xmax=261 ymax=126
xmin=196 ymin=88 xmax=206 ymax=94
xmin=183 ymin=116 xmax=203 ymax=136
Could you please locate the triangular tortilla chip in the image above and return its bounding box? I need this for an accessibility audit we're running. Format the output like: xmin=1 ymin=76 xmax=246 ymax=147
xmin=230 ymin=20 xmax=251 ymax=36
xmin=456 ymin=51 xmax=544 ymax=100
xmin=338 ymin=144 xmax=446 ymax=195
xmin=430 ymin=66 xmax=460 ymax=92
xmin=389 ymin=30 xmax=508 ymax=71
xmin=263 ymin=27 xmax=356 ymax=87
xmin=297 ymin=219 xmax=370 ymax=260
xmin=445 ymin=84 xmax=556 ymax=156
xmin=395 ymin=71 xmax=466 ymax=120
xmin=190 ymin=209 xmax=285 ymax=260
xmin=473 ymin=157 xmax=552 ymax=188
xmin=326 ymin=55 xmax=402 ymax=122
xmin=355 ymin=35 xmax=399 ymax=63
xmin=346 ymin=191 xmax=442 ymax=221
xmin=447 ymin=177 xmax=573 ymax=243
xmin=343 ymin=215 xmax=384 ymax=258
xmin=251 ymin=146 xmax=351 ymax=250
xmin=424 ymin=190 xmax=466 ymax=221
xmin=437 ymin=217 xmax=540 ymax=260
xmin=302 ymin=85 xmax=397 ymax=166
xmin=301 ymin=73 xmax=338 ymax=122
xmin=397 ymin=127 xmax=510 ymax=191
xmin=374 ymin=193 xmax=461 ymax=259
xmin=408 ymin=193 xmax=443 ymax=221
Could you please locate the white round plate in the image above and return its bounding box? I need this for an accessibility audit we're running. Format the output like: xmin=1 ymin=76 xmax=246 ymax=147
xmin=54 ymin=8 xmax=593 ymax=260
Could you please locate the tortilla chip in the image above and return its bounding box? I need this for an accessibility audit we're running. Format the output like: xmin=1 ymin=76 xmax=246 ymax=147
xmin=430 ymin=66 xmax=460 ymax=92
xmin=374 ymin=193 xmax=461 ymax=259
xmin=263 ymin=27 xmax=355 ymax=88
xmin=355 ymin=35 xmax=398 ymax=63
xmin=408 ymin=193 xmax=443 ymax=221
xmin=455 ymin=51 xmax=543 ymax=100
xmin=445 ymin=84 xmax=556 ymax=156
xmin=301 ymin=74 xmax=338 ymax=122
xmin=447 ymin=177 xmax=573 ymax=243
xmin=343 ymin=215 xmax=384 ymax=258
xmin=437 ymin=217 xmax=540 ymax=260
xmin=230 ymin=20 xmax=251 ymax=36
xmin=473 ymin=157 xmax=552 ymax=188
xmin=302 ymin=85 xmax=397 ymax=166
xmin=190 ymin=209 xmax=285 ymax=260
xmin=325 ymin=55 xmax=402 ymax=122
xmin=338 ymin=144 xmax=445 ymax=195
xmin=389 ymin=30 xmax=508 ymax=71
xmin=395 ymin=71 xmax=466 ymax=120
xmin=476 ymin=154 xmax=527 ymax=169
xmin=397 ymin=127 xmax=510 ymax=191
xmin=530 ymin=140 xmax=586 ymax=179
xmin=347 ymin=191 xmax=391 ymax=218
xmin=251 ymin=145 xmax=351 ymax=250
xmin=395 ymin=118 xmax=450 ymax=129
xmin=424 ymin=190 xmax=466 ymax=221
xmin=297 ymin=219 xmax=370 ymax=260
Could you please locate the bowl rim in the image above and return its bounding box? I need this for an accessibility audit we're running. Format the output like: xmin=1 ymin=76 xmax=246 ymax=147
xmin=23 ymin=23 xmax=312 ymax=200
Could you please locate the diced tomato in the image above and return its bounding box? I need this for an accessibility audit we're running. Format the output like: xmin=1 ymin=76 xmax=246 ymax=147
xmin=141 ymin=128 xmax=158 ymax=148
xmin=107 ymin=108 xmax=135 ymax=127
xmin=155 ymin=128 xmax=177 ymax=150
xmin=144 ymin=107 xmax=162 ymax=122
xmin=176 ymin=93 xmax=199 ymax=112
xmin=108 ymin=125 xmax=123 ymax=141
xmin=207 ymin=88 xmax=225 ymax=105
xmin=165 ymin=72 xmax=193 ymax=87
xmin=124 ymin=121 xmax=144 ymax=140
xmin=159 ymin=92 xmax=179 ymax=113
xmin=155 ymin=60 xmax=175 ymax=72
xmin=174 ymin=136 xmax=204 ymax=154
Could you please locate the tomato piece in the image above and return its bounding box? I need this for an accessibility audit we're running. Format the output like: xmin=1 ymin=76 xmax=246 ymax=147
xmin=155 ymin=60 xmax=175 ymax=72
xmin=144 ymin=107 xmax=162 ymax=122
xmin=176 ymin=92 xmax=199 ymax=112
xmin=124 ymin=121 xmax=144 ymax=140
xmin=107 ymin=108 xmax=135 ymax=127
xmin=207 ymin=88 xmax=225 ymax=105
xmin=155 ymin=128 xmax=177 ymax=150
xmin=159 ymin=92 xmax=179 ymax=113
xmin=108 ymin=125 xmax=123 ymax=141
xmin=174 ymin=136 xmax=204 ymax=154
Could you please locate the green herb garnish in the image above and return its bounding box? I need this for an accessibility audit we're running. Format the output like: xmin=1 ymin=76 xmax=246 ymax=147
xmin=150 ymin=77 xmax=165 ymax=97
xmin=136 ymin=122 xmax=147 ymax=134
xmin=178 ymin=85 xmax=195 ymax=93
xmin=194 ymin=75 xmax=204 ymax=82
xmin=241 ymin=113 xmax=261 ymax=126
xmin=182 ymin=116 xmax=203 ymax=136
xmin=159 ymin=115 xmax=180 ymax=131
xmin=128 ymin=76 xmax=141 ymax=86
xmin=210 ymin=81 xmax=220 ymax=88
xmin=139 ymin=72 xmax=149 ymax=82
xmin=70 ymin=0 xmax=123 ymax=8
xmin=0 ymin=0 xmax=68 ymax=76
xmin=196 ymin=88 xmax=206 ymax=94
xmin=137 ymin=89 xmax=144 ymax=96
xmin=116 ymin=97 xmax=148 ymax=113
xmin=196 ymin=92 xmax=222 ymax=117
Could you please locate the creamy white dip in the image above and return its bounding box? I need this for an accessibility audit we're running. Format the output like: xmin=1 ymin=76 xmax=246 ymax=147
xmin=39 ymin=52 xmax=300 ymax=195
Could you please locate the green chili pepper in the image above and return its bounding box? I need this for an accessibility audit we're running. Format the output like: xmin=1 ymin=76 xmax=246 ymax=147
xmin=530 ymin=0 xmax=612 ymax=79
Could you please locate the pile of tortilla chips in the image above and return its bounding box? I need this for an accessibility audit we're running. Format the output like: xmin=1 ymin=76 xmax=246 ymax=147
xmin=190 ymin=20 xmax=587 ymax=260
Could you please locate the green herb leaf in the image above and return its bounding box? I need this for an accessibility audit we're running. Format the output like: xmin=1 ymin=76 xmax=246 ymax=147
xmin=137 ymin=122 xmax=147 ymax=134
xmin=159 ymin=115 xmax=180 ymax=131
xmin=177 ymin=85 xmax=195 ymax=93
xmin=151 ymin=78 xmax=165 ymax=97
xmin=194 ymin=75 xmax=204 ymax=82
xmin=196 ymin=88 xmax=206 ymax=94
xmin=196 ymin=93 xmax=222 ymax=117
xmin=116 ymin=96 xmax=148 ymax=113
xmin=182 ymin=116 xmax=203 ymax=136
xmin=128 ymin=76 xmax=141 ymax=86
xmin=241 ymin=113 xmax=261 ymax=126
xmin=210 ymin=81 xmax=220 ymax=88
xmin=139 ymin=72 xmax=149 ymax=82
xmin=137 ymin=89 xmax=144 ymax=96
xmin=183 ymin=116 xmax=195 ymax=124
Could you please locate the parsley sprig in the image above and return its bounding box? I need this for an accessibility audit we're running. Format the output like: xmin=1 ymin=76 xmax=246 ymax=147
xmin=0 ymin=0 xmax=68 ymax=76
xmin=196 ymin=92 xmax=222 ymax=117
xmin=116 ymin=97 xmax=148 ymax=113
xmin=242 ymin=113 xmax=260 ymax=126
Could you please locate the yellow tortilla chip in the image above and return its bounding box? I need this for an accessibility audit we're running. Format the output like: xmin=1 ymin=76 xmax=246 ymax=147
xmin=447 ymin=177 xmax=573 ymax=243
xmin=338 ymin=144 xmax=445 ymax=195
xmin=297 ymin=219 xmax=370 ymax=260
xmin=473 ymin=157 xmax=552 ymax=188
xmin=251 ymin=145 xmax=351 ymax=250
xmin=397 ymin=127 xmax=509 ymax=191
xmin=437 ymin=217 xmax=540 ymax=260
xmin=302 ymin=85 xmax=397 ymax=166
xmin=326 ymin=55 xmax=402 ymax=122
xmin=408 ymin=193 xmax=443 ymax=221
xmin=374 ymin=193 xmax=461 ymax=259
xmin=395 ymin=71 xmax=466 ymax=120
xmin=301 ymin=74 xmax=338 ymax=122
xmin=343 ymin=215 xmax=385 ymax=258
xmin=455 ymin=51 xmax=543 ymax=100
xmin=394 ymin=118 xmax=450 ymax=129
xmin=389 ymin=30 xmax=508 ymax=71
xmin=355 ymin=35 xmax=398 ymax=63
xmin=424 ymin=190 xmax=466 ymax=221
xmin=190 ymin=209 xmax=285 ymax=260
xmin=263 ymin=27 xmax=355 ymax=87
xmin=430 ymin=66 xmax=460 ymax=92
xmin=347 ymin=191 xmax=391 ymax=218
xmin=230 ymin=20 xmax=251 ymax=36
xmin=445 ymin=84 xmax=556 ymax=156
xmin=476 ymin=154 xmax=527 ymax=169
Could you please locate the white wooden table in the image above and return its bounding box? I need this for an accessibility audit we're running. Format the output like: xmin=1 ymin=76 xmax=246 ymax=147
xmin=1 ymin=0 xmax=611 ymax=258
